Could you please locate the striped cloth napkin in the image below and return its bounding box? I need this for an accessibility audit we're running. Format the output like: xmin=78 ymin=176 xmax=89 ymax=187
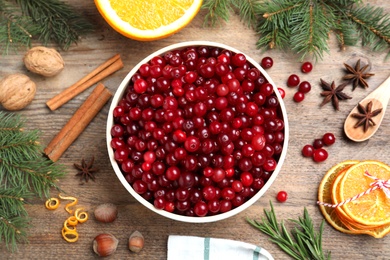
xmin=167 ymin=235 xmax=274 ymax=260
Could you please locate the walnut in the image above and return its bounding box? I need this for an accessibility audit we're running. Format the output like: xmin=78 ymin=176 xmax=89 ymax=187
xmin=23 ymin=46 xmax=64 ymax=77
xmin=0 ymin=73 xmax=37 ymax=110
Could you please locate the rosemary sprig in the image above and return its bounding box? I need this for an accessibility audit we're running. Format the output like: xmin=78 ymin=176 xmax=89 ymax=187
xmin=247 ymin=202 xmax=331 ymax=260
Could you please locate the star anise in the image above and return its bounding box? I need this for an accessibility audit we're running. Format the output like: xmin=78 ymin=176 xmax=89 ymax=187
xmin=351 ymin=101 xmax=382 ymax=132
xmin=74 ymin=156 xmax=98 ymax=184
xmin=343 ymin=59 xmax=375 ymax=90
xmin=320 ymin=79 xmax=352 ymax=110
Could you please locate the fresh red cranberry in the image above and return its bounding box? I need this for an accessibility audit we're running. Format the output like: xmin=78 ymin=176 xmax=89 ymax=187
xmin=313 ymin=139 xmax=324 ymax=149
xmin=313 ymin=148 xmax=328 ymax=162
xmin=293 ymin=92 xmax=305 ymax=102
xmin=298 ymin=81 xmax=311 ymax=93
xmin=302 ymin=145 xmax=315 ymax=157
xmin=277 ymin=88 xmax=285 ymax=99
xmin=276 ymin=191 xmax=288 ymax=202
xmin=301 ymin=62 xmax=313 ymax=73
xmin=260 ymin=57 xmax=273 ymax=69
xmin=287 ymin=74 xmax=300 ymax=87
xmin=322 ymin=133 xmax=336 ymax=146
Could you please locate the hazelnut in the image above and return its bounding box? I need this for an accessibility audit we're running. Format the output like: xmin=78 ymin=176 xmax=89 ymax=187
xmin=23 ymin=46 xmax=64 ymax=77
xmin=0 ymin=73 xmax=36 ymax=110
xmin=92 ymin=233 xmax=119 ymax=257
xmin=94 ymin=203 xmax=118 ymax=223
xmin=128 ymin=230 xmax=144 ymax=253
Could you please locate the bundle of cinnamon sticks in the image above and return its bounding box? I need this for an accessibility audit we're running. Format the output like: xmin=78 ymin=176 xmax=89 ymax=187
xmin=45 ymin=54 xmax=124 ymax=162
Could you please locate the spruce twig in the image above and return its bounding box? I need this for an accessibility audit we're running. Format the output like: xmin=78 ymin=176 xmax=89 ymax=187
xmin=202 ymin=0 xmax=390 ymax=61
xmin=0 ymin=0 xmax=93 ymax=54
xmin=0 ymin=111 xmax=66 ymax=251
xmin=247 ymin=201 xmax=331 ymax=260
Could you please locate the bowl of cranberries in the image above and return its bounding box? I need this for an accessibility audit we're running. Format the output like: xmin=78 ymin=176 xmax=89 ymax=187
xmin=107 ymin=41 xmax=289 ymax=223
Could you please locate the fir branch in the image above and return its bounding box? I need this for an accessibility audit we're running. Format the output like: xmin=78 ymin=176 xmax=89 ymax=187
xmin=202 ymin=0 xmax=235 ymax=27
xmin=0 ymin=156 xmax=65 ymax=198
xmin=247 ymin=201 xmax=331 ymax=260
xmin=0 ymin=111 xmax=66 ymax=251
xmin=231 ymin=0 xmax=263 ymax=28
xmin=346 ymin=4 xmax=390 ymax=56
xmin=0 ymin=0 xmax=93 ymax=54
xmin=0 ymin=213 xmax=29 ymax=252
xmin=256 ymin=0 xmax=301 ymax=50
xmin=0 ymin=186 xmax=30 ymax=216
xmin=203 ymin=0 xmax=390 ymax=60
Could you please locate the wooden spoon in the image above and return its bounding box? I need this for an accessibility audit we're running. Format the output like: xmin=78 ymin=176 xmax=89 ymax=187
xmin=344 ymin=75 xmax=390 ymax=142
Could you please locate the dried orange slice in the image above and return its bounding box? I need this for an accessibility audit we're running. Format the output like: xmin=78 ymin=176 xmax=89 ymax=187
xmin=318 ymin=160 xmax=390 ymax=238
xmin=94 ymin=0 xmax=203 ymax=41
xmin=318 ymin=160 xmax=359 ymax=234
xmin=339 ymin=160 xmax=390 ymax=227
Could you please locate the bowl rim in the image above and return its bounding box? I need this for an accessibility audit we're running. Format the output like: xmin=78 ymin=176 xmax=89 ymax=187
xmin=106 ymin=40 xmax=289 ymax=223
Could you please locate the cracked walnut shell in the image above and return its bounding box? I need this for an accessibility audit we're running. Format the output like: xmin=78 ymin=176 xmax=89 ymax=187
xmin=0 ymin=73 xmax=36 ymax=110
xmin=23 ymin=46 xmax=64 ymax=77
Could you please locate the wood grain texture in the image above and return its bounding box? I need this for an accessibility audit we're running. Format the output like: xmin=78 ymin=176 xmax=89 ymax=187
xmin=1 ymin=1 xmax=390 ymax=259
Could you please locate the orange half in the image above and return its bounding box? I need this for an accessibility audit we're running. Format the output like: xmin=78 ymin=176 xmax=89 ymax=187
xmin=95 ymin=0 xmax=203 ymax=41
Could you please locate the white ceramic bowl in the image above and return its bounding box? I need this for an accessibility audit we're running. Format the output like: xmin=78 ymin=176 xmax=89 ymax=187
xmin=106 ymin=41 xmax=289 ymax=223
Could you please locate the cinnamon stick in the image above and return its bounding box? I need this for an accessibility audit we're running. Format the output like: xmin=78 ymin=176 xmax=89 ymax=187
xmin=46 ymin=54 xmax=123 ymax=111
xmin=44 ymin=83 xmax=112 ymax=162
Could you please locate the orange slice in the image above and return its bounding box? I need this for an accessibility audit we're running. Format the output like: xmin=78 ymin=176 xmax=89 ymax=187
xmin=318 ymin=160 xmax=359 ymax=234
xmin=94 ymin=0 xmax=203 ymax=41
xmin=339 ymin=160 xmax=390 ymax=227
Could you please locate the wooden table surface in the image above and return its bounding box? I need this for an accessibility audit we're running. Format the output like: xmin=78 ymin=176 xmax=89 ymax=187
xmin=1 ymin=1 xmax=390 ymax=259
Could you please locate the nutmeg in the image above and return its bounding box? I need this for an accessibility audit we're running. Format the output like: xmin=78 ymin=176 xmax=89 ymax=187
xmin=23 ymin=46 xmax=64 ymax=77
xmin=128 ymin=230 xmax=144 ymax=253
xmin=0 ymin=73 xmax=36 ymax=110
xmin=92 ymin=233 xmax=119 ymax=257
xmin=94 ymin=203 xmax=118 ymax=223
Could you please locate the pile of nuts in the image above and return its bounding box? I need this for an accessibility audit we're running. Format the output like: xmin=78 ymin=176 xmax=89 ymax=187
xmin=92 ymin=203 xmax=144 ymax=257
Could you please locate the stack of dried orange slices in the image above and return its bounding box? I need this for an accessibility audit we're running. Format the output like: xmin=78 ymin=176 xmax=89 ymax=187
xmin=318 ymin=160 xmax=390 ymax=238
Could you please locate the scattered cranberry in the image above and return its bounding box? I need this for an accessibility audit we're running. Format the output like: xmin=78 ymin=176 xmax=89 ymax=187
xmin=313 ymin=148 xmax=328 ymax=162
xmin=301 ymin=62 xmax=313 ymax=73
xmin=298 ymin=81 xmax=311 ymax=93
xmin=301 ymin=145 xmax=314 ymax=157
xmin=322 ymin=133 xmax=336 ymax=146
xmin=110 ymin=46 xmax=286 ymax=217
xmin=261 ymin=57 xmax=273 ymax=69
xmin=276 ymin=191 xmax=288 ymax=202
xmin=313 ymin=139 xmax=324 ymax=149
xmin=293 ymin=92 xmax=305 ymax=102
xmin=277 ymin=88 xmax=285 ymax=99
xmin=287 ymin=74 xmax=300 ymax=87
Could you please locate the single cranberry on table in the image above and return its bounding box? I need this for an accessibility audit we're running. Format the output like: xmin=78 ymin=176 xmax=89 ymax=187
xmin=322 ymin=133 xmax=336 ymax=146
xmin=301 ymin=62 xmax=313 ymax=73
xmin=260 ymin=57 xmax=273 ymax=69
xmin=276 ymin=191 xmax=288 ymax=202
xmin=287 ymin=74 xmax=300 ymax=87
xmin=313 ymin=148 xmax=328 ymax=162
xmin=298 ymin=81 xmax=311 ymax=93
xmin=293 ymin=92 xmax=305 ymax=102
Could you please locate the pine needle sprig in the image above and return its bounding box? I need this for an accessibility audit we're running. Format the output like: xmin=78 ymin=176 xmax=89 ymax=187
xmin=0 ymin=212 xmax=29 ymax=252
xmin=345 ymin=5 xmax=390 ymax=56
xmin=0 ymin=111 xmax=66 ymax=251
xmin=0 ymin=0 xmax=93 ymax=54
xmin=202 ymin=0 xmax=235 ymax=27
xmin=247 ymin=201 xmax=331 ymax=260
xmin=231 ymin=0 xmax=263 ymax=29
xmin=0 ymin=186 xmax=30 ymax=216
xmin=203 ymin=0 xmax=390 ymax=60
